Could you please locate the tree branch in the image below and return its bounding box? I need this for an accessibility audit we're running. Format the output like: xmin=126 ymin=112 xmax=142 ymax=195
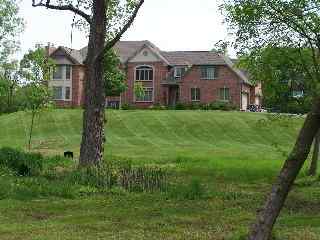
xmin=105 ymin=0 xmax=144 ymax=50
xmin=32 ymin=0 xmax=91 ymax=24
xmin=92 ymin=0 xmax=144 ymax=63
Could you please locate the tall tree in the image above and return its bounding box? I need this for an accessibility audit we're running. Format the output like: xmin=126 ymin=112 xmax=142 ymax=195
xmin=238 ymin=47 xmax=313 ymax=114
xmin=0 ymin=0 xmax=23 ymax=64
xmin=32 ymin=0 xmax=144 ymax=166
xmin=104 ymin=49 xmax=126 ymax=97
xmin=222 ymin=0 xmax=320 ymax=239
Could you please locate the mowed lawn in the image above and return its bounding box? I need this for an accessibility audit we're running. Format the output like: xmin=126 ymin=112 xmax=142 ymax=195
xmin=0 ymin=109 xmax=319 ymax=240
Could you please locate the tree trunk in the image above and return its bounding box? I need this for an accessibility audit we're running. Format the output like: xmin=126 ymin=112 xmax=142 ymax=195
xmin=28 ymin=110 xmax=36 ymax=151
xmin=248 ymin=97 xmax=320 ymax=240
xmin=308 ymin=130 xmax=320 ymax=176
xmin=79 ymin=0 xmax=107 ymax=166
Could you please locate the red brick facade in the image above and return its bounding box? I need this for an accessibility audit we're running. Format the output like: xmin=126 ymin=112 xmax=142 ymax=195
xmin=49 ymin=41 xmax=261 ymax=110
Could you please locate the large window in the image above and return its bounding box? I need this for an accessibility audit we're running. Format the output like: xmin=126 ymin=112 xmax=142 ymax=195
xmin=135 ymin=88 xmax=153 ymax=102
xmin=174 ymin=66 xmax=187 ymax=79
xmin=52 ymin=86 xmax=71 ymax=101
xmin=53 ymin=65 xmax=72 ymax=80
xmin=51 ymin=65 xmax=72 ymax=101
xmin=136 ymin=66 xmax=153 ymax=81
xmin=66 ymin=65 xmax=71 ymax=80
xmin=219 ymin=87 xmax=230 ymax=101
xmin=201 ymin=66 xmax=216 ymax=80
xmin=191 ymin=88 xmax=200 ymax=101
xmin=53 ymin=66 xmax=63 ymax=79
xmin=53 ymin=86 xmax=63 ymax=100
xmin=65 ymin=87 xmax=71 ymax=100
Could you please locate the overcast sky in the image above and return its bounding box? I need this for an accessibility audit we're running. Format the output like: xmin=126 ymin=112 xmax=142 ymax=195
xmin=18 ymin=0 xmax=232 ymax=58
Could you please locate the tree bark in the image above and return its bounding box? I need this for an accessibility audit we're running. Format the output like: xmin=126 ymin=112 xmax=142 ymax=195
xmin=248 ymin=97 xmax=320 ymax=240
xmin=79 ymin=0 xmax=107 ymax=166
xmin=308 ymin=130 xmax=320 ymax=176
xmin=28 ymin=110 xmax=36 ymax=151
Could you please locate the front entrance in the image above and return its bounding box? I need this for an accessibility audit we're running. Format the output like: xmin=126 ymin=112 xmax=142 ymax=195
xmin=241 ymin=92 xmax=249 ymax=110
xmin=168 ymin=86 xmax=179 ymax=106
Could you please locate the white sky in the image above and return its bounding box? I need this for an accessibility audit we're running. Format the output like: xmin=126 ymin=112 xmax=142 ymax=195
xmin=17 ymin=0 xmax=233 ymax=58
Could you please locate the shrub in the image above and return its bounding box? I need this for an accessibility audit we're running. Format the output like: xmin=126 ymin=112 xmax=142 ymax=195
xmin=44 ymin=155 xmax=73 ymax=170
xmin=0 ymin=147 xmax=43 ymax=176
xmin=67 ymin=165 xmax=117 ymax=190
xmin=174 ymin=102 xmax=187 ymax=110
xmin=148 ymin=104 xmax=167 ymax=110
xmin=121 ymin=104 xmax=136 ymax=110
xmin=118 ymin=164 xmax=168 ymax=192
xmin=209 ymin=100 xmax=237 ymax=111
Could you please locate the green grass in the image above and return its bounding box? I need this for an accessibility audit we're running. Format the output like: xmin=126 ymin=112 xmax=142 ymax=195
xmin=0 ymin=109 xmax=319 ymax=239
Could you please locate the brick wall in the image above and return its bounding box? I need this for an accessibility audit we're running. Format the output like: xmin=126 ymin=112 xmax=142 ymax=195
xmin=72 ymin=65 xmax=85 ymax=106
xmin=179 ymin=65 xmax=242 ymax=106
xmin=121 ymin=62 xmax=168 ymax=107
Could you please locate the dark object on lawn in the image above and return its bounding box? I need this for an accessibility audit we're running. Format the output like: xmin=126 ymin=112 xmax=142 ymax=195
xmin=64 ymin=151 xmax=74 ymax=159
xmin=18 ymin=164 xmax=31 ymax=176
xmin=247 ymin=104 xmax=260 ymax=112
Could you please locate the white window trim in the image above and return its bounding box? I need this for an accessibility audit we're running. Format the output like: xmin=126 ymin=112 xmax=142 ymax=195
xmin=220 ymin=87 xmax=230 ymax=101
xmin=50 ymin=65 xmax=73 ymax=101
xmin=134 ymin=65 xmax=154 ymax=82
xmin=200 ymin=66 xmax=216 ymax=80
xmin=52 ymin=86 xmax=72 ymax=101
xmin=191 ymin=88 xmax=200 ymax=102
xmin=134 ymin=87 xmax=154 ymax=103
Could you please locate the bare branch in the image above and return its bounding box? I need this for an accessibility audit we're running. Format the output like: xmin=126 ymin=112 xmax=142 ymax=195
xmin=91 ymin=0 xmax=144 ymax=64
xmin=32 ymin=0 xmax=91 ymax=24
xmin=105 ymin=0 xmax=144 ymax=51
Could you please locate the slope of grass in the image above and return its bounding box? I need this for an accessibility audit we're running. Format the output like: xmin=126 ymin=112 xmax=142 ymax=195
xmin=0 ymin=110 xmax=319 ymax=240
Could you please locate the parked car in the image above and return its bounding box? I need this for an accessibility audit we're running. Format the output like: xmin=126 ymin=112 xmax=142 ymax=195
xmin=247 ymin=104 xmax=267 ymax=112
xmin=247 ymin=104 xmax=259 ymax=112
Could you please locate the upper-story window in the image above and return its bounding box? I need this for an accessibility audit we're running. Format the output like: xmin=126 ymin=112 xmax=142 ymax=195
xmin=200 ymin=66 xmax=216 ymax=80
xmin=174 ymin=66 xmax=187 ymax=80
xmin=66 ymin=65 xmax=71 ymax=80
xmin=53 ymin=65 xmax=63 ymax=79
xmin=53 ymin=65 xmax=72 ymax=80
xmin=136 ymin=66 xmax=153 ymax=81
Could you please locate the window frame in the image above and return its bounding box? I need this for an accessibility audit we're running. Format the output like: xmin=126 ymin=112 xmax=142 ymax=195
xmin=219 ymin=87 xmax=230 ymax=101
xmin=200 ymin=66 xmax=216 ymax=80
xmin=135 ymin=87 xmax=154 ymax=103
xmin=53 ymin=65 xmax=64 ymax=80
xmin=52 ymin=86 xmax=63 ymax=100
xmin=191 ymin=88 xmax=200 ymax=102
xmin=51 ymin=65 xmax=73 ymax=101
xmin=65 ymin=65 xmax=72 ymax=80
xmin=135 ymin=65 xmax=154 ymax=82
xmin=174 ymin=66 xmax=187 ymax=80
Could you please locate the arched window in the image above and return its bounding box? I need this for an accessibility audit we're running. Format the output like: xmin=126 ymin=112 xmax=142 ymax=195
xmin=135 ymin=66 xmax=153 ymax=81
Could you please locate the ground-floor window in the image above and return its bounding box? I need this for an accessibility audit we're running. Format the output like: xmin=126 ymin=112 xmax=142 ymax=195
xmin=135 ymin=87 xmax=153 ymax=102
xmin=219 ymin=87 xmax=230 ymax=101
xmin=52 ymin=86 xmax=71 ymax=101
xmin=191 ymin=88 xmax=200 ymax=101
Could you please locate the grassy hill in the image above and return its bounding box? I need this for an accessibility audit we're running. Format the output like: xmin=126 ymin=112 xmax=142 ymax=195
xmin=0 ymin=110 xmax=319 ymax=240
xmin=0 ymin=110 xmax=303 ymax=180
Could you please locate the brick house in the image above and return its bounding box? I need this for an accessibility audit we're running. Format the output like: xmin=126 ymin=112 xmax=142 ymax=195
xmin=48 ymin=40 xmax=262 ymax=110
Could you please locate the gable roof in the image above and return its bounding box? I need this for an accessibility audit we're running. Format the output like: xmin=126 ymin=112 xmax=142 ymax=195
xmin=49 ymin=46 xmax=84 ymax=65
xmin=49 ymin=40 xmax=252 ymax=85
xmin=125 ymin=42 xmax=170 ymax=65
